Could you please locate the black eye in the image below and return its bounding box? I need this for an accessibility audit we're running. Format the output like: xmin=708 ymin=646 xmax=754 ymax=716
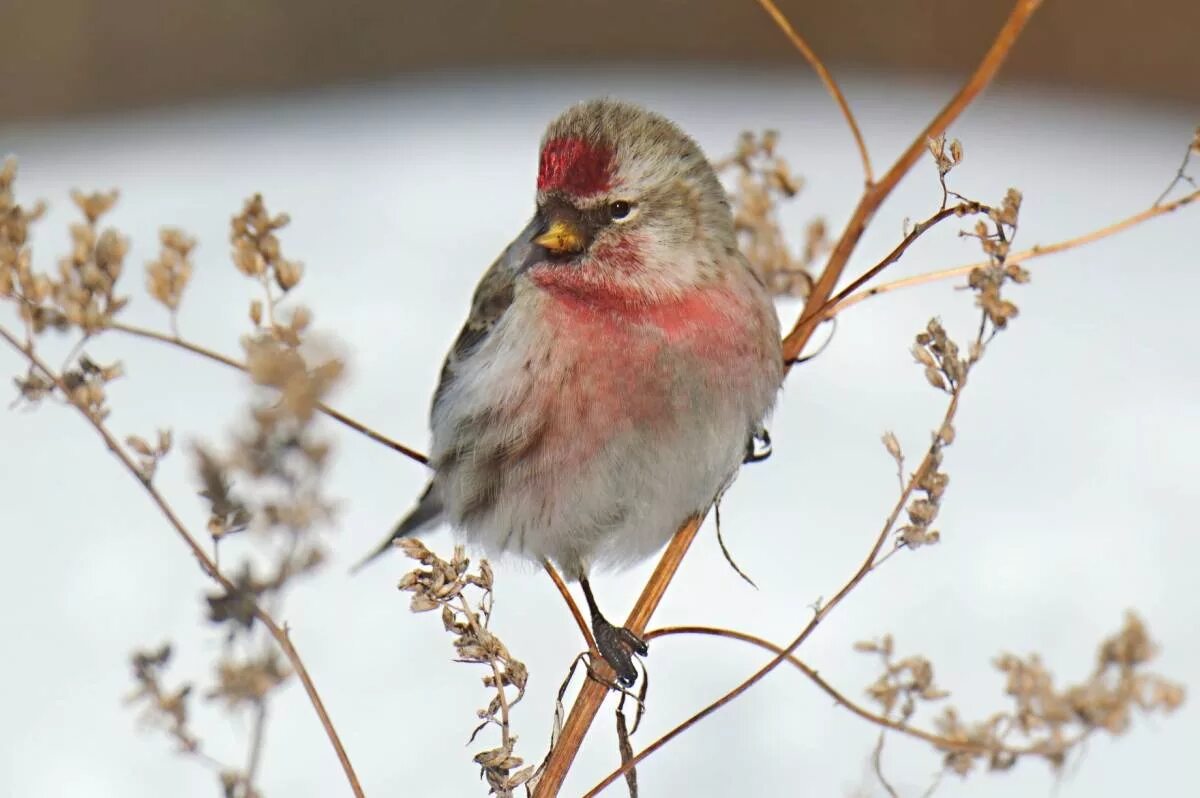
xmin=609 ymin=201 xmax=632 ymax=221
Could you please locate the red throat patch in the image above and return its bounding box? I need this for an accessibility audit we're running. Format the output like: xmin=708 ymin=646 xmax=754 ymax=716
xmin=537 ymin=137 xmax=615 ymax=197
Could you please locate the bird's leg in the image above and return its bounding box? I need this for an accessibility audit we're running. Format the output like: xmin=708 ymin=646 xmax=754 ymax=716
xmin=579 ymin=577 xmax=648 ymax=688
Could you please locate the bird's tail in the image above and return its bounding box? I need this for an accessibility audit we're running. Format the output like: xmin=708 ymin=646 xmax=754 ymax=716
xmin=350 ymin=482 xmax=445 ymax=574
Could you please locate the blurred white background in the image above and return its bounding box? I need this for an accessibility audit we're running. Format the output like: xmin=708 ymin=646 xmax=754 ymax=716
xmin=1 ymin=67 xmax=1197 ymax=797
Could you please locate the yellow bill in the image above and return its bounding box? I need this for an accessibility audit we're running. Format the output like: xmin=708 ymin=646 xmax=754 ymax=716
xmin=534 ymin=219 xmax=585 ymax=255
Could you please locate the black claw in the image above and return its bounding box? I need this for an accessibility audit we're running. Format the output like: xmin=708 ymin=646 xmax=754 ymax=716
xmin=579 ymin=576 xmax=648 ymax=688
xmin=618 ymin=626 xmax=650 ymax=657
xmin=593 ymin=616 xmax=647 ymax=688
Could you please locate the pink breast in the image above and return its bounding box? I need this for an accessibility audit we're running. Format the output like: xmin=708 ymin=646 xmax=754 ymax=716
xmin=514 ymin=278 xmax=760 ymax=471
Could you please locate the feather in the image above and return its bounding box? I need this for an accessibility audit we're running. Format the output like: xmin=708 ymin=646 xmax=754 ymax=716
xmin=350 ymin=482 xmax=445 ymax=573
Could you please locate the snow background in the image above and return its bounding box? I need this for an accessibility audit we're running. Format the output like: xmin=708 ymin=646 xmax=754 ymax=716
xmin=1 ymin=67 xmax=1197 ymax=797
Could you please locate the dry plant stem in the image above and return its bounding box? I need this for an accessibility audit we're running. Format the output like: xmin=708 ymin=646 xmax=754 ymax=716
xmin=107 ymin=320 xmax=429 ymax=465
xmin=534 ymin=3 xmax=1041 ymax=795
xmin=1154 ymin=141 xmax=1197 ymax=206
xmin=543 ymin=561 xmax=599 ymax=654
xmin=643 ymin=626 xmax=1060 ymax=758
xmin=0 ymin=325 xmax=366 ymax=798
xmin=781 ymin=0 xmax=1043 ymax=363
xmin=624 ymin=515 xmax=704 ymax=635
xmin=532 ymin=517 xmax=702 ymax=797
xmin=583 ymin=394 xmax=963 ymax=797
xmin=244 ymin=700 xmax=268 ymax=797
xmin=754 ymin=0 xmax=874 ymax=184
xmin=808 ymin=202 xmax=986 ymax=327
xmin=459 ymin=593 xmax=513 ymax=749
xmin=827 ymin=188 xmax=1200 ymax=317
xmin=873 ymin=731 xmax=900 ymax=798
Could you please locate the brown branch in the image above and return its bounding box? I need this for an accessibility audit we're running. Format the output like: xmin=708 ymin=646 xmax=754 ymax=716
xmin=107 ymin=320 xmax=429 ymax=465
xmin=534 ymin=3 xmax=1041 ymax=795
xmin=543 ymin=560 xmax=598 ymax=654
xmin=755 ymin=0 xmax=874 ymax=184
xmin=799 ymin=201 xmax=988 ymax=330
xmin=641 ymin=626 xmax=996 ymax=755
xmin=825 ymin=188 xmax=1200 ymax=317
xmin=532 ymin=516 xmax=703 ymax=797
xmin=608 ymin=626 xmax=1096 ymax=791
xmin=781 ymin=0 xmax=1044 ymax=364
xmin=624 ymin=515 xmax=705 ymax=635
xmin=0 ymin=324 xmax=366 ymax=798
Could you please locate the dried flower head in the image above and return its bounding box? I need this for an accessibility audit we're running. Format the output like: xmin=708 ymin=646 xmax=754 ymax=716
xmin=57 ymin=353 xmax=124 ymax=421
xmin=928 ymin=134 xmax=965 ymax=178
xmin=208 ymin=650 xmax=291 ymax=709
xmin=231 ymin=194 xmax=304 ymax=331
xmin=398 ymin=540 xmax=532 ymax=796
xmin=920 ymin=613 xmax=1183 ymax=778
xmin=2 ymin=172 xmax=133 ymax=336
xmin=963 ymin=189 xmax=1026 ymax=333
xmin=126 ymin=427 xmax=173 ymax=483
xmin=716 ymin=131 xmax=824 ymax=298
xmin=126 ymin=644 xmax=200 ymax=753
xmin=54 ymin=194 xmax=130 ymax=333
xmin=0 ymin=158 xmax=47 ymax=301
xmin=927 ymin=134 xmax=965 ymax=208
xmin=146 ymin=227 xmax=196 ymax=320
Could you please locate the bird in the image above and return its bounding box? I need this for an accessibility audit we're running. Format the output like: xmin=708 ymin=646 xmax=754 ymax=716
xmin=357 ymin=98 xmax=784 ymax=686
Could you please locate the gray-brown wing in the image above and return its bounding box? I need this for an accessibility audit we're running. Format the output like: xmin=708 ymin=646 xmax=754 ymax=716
xmin=430 ymin=215 xmax=539 ymax=419
xmin=352 ymin=216 xmax=539 ymax=573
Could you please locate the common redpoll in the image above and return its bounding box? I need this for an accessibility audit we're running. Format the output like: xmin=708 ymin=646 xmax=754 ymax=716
xmin=360 ymin=99 xmax=784 ymax=684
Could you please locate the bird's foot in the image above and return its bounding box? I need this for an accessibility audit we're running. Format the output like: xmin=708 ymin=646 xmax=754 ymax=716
xmin=592 ymin=616 xmax=648 ymax=688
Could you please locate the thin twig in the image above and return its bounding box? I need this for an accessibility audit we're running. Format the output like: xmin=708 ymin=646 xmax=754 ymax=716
xmin=615 ymin=698 xmax=638 ymax=798
xmin=825 ymin=188 xmax=1200 ymax=318
xmin=0 ymin=324 xmax=366 ymax=798
xmin=754 ymin=0 xmax=874 ymax=185
xmin=257 ymin=271 xmax=278 ymax=329
xmin=714 ymin=501 xmax=758 ymax=589
xmin=781 ymin=0 xmax=1044 ymax=365
xmin=107 ymin=320 xmax=429 ymax=465
xmin=532 ymin=516 xmax=703 ymax=797
xmin=641 ymin=626 xmax=980 ymax=753
xmin=543 ymin=561 xmax=598 ymax=654
xmin=641 ymin=627 xmax=1090 ymax=764
xmin=800 ymin=201 xmax=988 ymax=329
xmin=1153 ymin=138 xmax=1197 ymax=206
xmin=243 ymin=699 xmax=268 ymax=797
xmin=921 ymin=770 xmax=947 ymax=798
xmin=873 ymin=731 xmax=900 ymax=798
xmin=459 ymin=593 xmax=513 ymax=750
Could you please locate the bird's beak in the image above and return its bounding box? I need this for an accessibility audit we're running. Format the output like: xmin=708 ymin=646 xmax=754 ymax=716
xmin=534 ymin=218 xmax=586 ymax=256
